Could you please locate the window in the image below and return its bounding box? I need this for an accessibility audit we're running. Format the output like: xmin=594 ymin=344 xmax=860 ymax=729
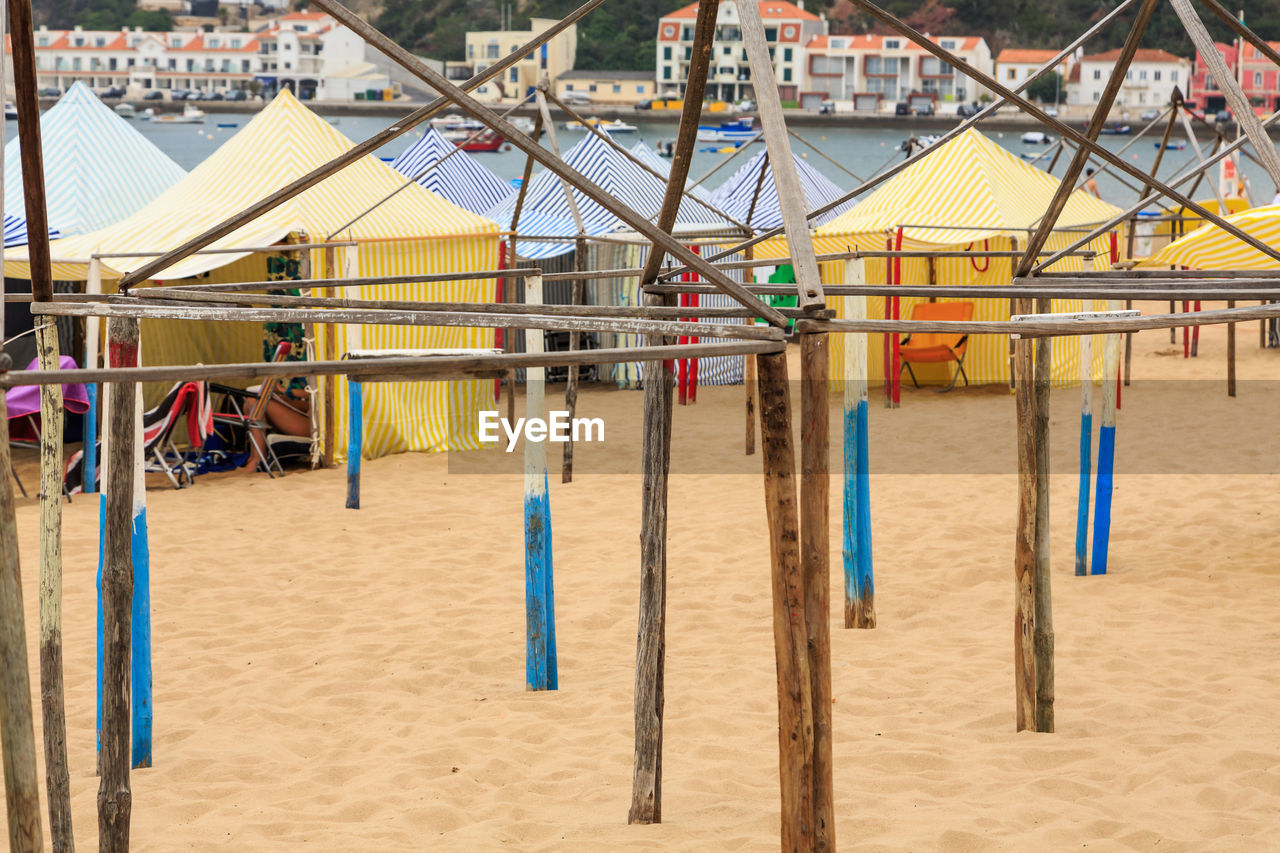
xmin=109 ymin=58 xmax=116 ymax=70
xmin=209 ymin=38 xmax=219 ymax=48
xmin=1007 ymin=68 xmax=1016 ymax=80
xmin=1093 ymin=69 xmax=1101 ymax=80
xmin=468 ymin=44 xmax=474 ymax=58
xmin=1171 ymin=70 xmax=1179 ymax=82
xmin=1125 ymin=70 xmax=1132 ymax=80
xmin=765 ymin=27 xmax=777 ymax=41
xmin=72 ymin=57 xmax=81 ymax=70
xmin=1153 ymin=70 xmax=1161 ymax=81
xmin=921 ymin=57 xmax=953 ymax=77
xmin=723 ymin=46 xmax=731 ymax=55
xmin=486 ymin=43 xmax=499 ymax=59
xmin=1205 ymin=73 xmax=1213 ymax=89
xmin=565 ymin=83 xmax=574 ymax=90
xmin=232 ymin=38 xmax=241 ymax=48
xmin=663 ymin=66 xmax=672 ymax=80
xmin=1139 ymin=69 xmax=1147 ymax=80
xmin=589 ymin=84 xmax=597 ymax=92
xmin=664 ymin=46 xmax=672 ymax=60
xmin=940 ymin=39 xmax=956 ymax=50
xmin=681 ymin=26 xmax=693 ymax=40
xmin=885 ymin=39 xmax=899 ymax=49
xmin=636 ymin=85 xmax=644 ymax=93
xmin=1138 ymin=92 xmax=1146 ymax=103
xmin=37 ymin=37 xmax=47 ymax=46
xmin=783 ymin=47 xmax=792 ymax=62
xmin=1255 ymin=71 xmax=1263 ymax=87
xmin=95 ymin=37 xmax=105 ymax=47
xmin=1093 ymin=91 xmax=1100 ymax=102
xmin=242 ymin=59 xmax=250 ymax=72
xmin=783 ymin=67 xmax=792 ymax=82
xmin=509 ymin=68 xmax=518 ymax=83
xmin=185 ymin=59 xmax=193 ymax=71
xmin=718 ymin=66 xmax=734 ymax=75
xmin=613 ymin=84 xmax=621 ymax=93
xmin=685 ymin=47 xmax=692 ymax=60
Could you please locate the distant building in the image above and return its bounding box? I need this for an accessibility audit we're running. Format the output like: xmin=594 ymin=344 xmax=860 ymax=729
xmin=995 ymin=48 xmax=1071 ymax=98
xmin=1068 ymin=48 xmax=1190 ymax=111
xmin=1187 ymin=40 xmax=1280 ymax=113
xmin=460 ymin=18 xmax=577 ymax=103
xmin=553 ymin=70 xmax=655 ymax=105
xmin=656 ymin=0 xmax=826 ymax=103
xmin=803 ymin=33 xmax=993 ymax=111
xmin=3 ymin=12 xmax=389 ymax=101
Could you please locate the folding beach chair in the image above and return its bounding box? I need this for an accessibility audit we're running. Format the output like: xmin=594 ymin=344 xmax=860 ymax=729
xmin=899 ymin=301 xmax=975 ymax=393
xmin=209 ymin=341 xmax=296 ymax=477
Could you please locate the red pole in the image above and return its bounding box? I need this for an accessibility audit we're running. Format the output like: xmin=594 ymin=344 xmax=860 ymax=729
xmin=892 ymin=227 xmax=903 ymax=407
xmin=883 ymin=234 xmax=892 ymax=406
xmin=494 ymin=240 xmax=506 ymax=403
xmin=689 ymin=292 xmax=699 ymax=402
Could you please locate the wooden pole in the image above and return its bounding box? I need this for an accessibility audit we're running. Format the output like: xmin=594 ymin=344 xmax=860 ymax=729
xmin=744 ymin=245 xmax=757 ymax=456
xmin=1228 ymin=300 xmax=1236 ymax=397
xmin=346 ymin=380 xmax=362 ymax=509
xmin=758 ymin=349 xmax=815 ymax=851
xmin=801 ymin=331 xmax=834 ymax=851
xmin=628 ymin=291 xmax=673 ymax=824
xmin=842 ymin=260 xmax=874 ymax=629
xmin=84 ymin=256 xmax=103 ymax=492
xmin=507 ymin=110 xmax=543 ymax=426
xmin=0 ymin=363 xmax=44 ymax=853
xmin=523 ymin=276 xmax=557 ymax=691
xmin=321 ymin=247 xmax=338 ymax=468
xmin=99 ymin=317 xmax=137 ymax=853
xmin=1090 ymin=311 xmax=1121 ymax=575
xmin=1012 ymin=299 xmax=1037 ymax=732
xmin=1033 ymin=299 xmax=1054 ymax=734
xmin=563 ymin=236 xmax=587 ymax=483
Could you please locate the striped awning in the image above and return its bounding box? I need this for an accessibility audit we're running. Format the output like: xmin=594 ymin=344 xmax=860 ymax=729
xmin=4 ymin=89 xmax=499 ymax=281
xmin=3 ymin=213 xmax=58 ymax=248
xmin=390 ymin=127 xmax=512 ymax=216
xmin=3 ymin=82 xmax=185 ymax=244
xmin=486 ymin=130 xmax=734 ymax=259
xmin=815 ymin=128 xmax=1122 ymax=249
xmin=1142 ymin=204 xmax=1280 ymax=270
xmin=709 ymin=148 xmax=853 ymax=230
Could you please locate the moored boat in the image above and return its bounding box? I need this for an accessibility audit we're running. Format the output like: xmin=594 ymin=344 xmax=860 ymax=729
xmin=563 ymin=117 xmax=637 ymax=133
xmin=113 ymin=103 xmax=136 ymax=118
xmin=696 ymin=117 xmax=759 ymax=143
xmin=153 ymin=104 xmax=206 ymax=124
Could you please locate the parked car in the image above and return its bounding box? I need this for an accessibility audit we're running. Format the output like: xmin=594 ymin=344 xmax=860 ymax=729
xmin=561 ymin=90 xmax=591 ymax=105
xmin=169 ymin=89 xmax=194 ymax=101
xmin=226 ymin=89 xmax=248 ymax=102
xmin=142 ymin=90 xmax=165 ymax=100
xmin=1140 ymin=109 xmax=1159 ymax=121
xmin=634 ymin=99 xmax=653 ymax=110
xmin=100 ymin=86 xmax=127 ymax=99
xmin=1044 ymin=106 xmax=1059 ymax=117
xmin=956 ymin=102 xmax=980 ymax=117
xmin=913 ymin=101 xmax=935 ymax=116
xmin=894 ymin=101 xmax=911 ymax=116
xmin=734 ymin=98 xmax=755 ymax=112
xmin=38 ymin=87 xmax=61 ymax=97
xmin=1215 ymin=109 xmax=1233 ymax=123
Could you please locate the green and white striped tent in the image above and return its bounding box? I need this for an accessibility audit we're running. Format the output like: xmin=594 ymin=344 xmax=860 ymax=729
xmin=3 ymin=82 xmax=185 ymax=243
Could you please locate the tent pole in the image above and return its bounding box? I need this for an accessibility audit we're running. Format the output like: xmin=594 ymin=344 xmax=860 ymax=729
xmin=1033 ymin=297 xmax=1054 ymax=733
xmin=843 ymin=259 xmax=874 ymax=629
xmin=744 ymin=245 xmax=757 ymax=456
xmin=1012 ymin=297 xmax=1038 ymax=731
xmin=507 ymin=109 xmax=543 ymax=426
xmin=563 ymin=236 xmax=587 ymax=483
xmin=522 ymin=274 xmax=557 ymax=693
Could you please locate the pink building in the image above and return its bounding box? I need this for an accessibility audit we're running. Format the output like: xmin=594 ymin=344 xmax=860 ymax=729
xmin=1187 ymin=41 xmax=1280 ymax=113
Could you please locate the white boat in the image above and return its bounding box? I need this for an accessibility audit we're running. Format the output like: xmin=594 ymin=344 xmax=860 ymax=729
xmin=153 ymin=104 xmax=206 ymax=124
xmin=138 ymin=108 xmax=155 ymax=121
xmin=563 ymin=117 xmax=637 ymax=133
xmin=4 ymin=103 xmax=17 ymax=120
xmin=695 ymin=117 xmax=758 ymax=143
xmin=430 ymin=113 xmax=486 ymax=132
xmin=509 ymin=116 xmax=536 ymax=134
xmin=1021 ymin=131 xmax=1050 ymax=144
xmin=114 ymin=103 xmax=136 ymax=118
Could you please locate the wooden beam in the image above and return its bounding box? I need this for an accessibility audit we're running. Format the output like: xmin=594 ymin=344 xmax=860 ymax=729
xmin=737 ymin=0 xmax=824 ymax=310
xmin=757 ymin=349 xmax=815 ymax=851
xmin=1012 ymin=300 xmax=1037 ymax=732
xmin=1032 ymin=301 xmax=1054 ymax=734
xmin=562 ymin=238 xmax=586 ymax=484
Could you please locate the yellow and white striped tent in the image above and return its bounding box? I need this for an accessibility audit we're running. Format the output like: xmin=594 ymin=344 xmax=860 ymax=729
xmin=792 ymin=128 xmax=1125 ymax=387
xmin=1142 ymin=204 xmax=1280 ymax=270
xmin=5 ymin=89 xmax=503 ymax=458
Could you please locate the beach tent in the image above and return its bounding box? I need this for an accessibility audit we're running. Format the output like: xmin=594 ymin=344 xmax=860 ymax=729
xmin=3 ymin=213 xmax=57 ymax=248
xmin=485 ymin=130 xmax=735 ymax=260
xmin=390 ymin=127 xmax=512 ymax=216
xmin=3 ymin=82 xmax=185 ymax=242
xmin=1142 ymin=204 xmax=1280 ymax=270
xmin=630 ymin=140 xmax=673 ymax=176
xmin=709 ymin=148 xmax=853 ymax=230
xmin=5 ymin=89 xmax=503 ymax=458
xmin=807 ymin=127 xmax=1125 ymax=387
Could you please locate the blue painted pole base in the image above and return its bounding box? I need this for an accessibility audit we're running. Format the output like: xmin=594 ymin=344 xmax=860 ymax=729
xmin=346 ymin=381 xmax=362 ymax=510
xmin=524 ymin=475 xmax=558 ymax=690
xmin=1090 ymin=424 xmax=1116 ymax=575
xmin=1075 ymin=411 xmax=1092 ymax=577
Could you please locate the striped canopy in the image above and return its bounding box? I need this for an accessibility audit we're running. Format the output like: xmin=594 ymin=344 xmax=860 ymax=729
xmin=630 ymin=140 xmax=672 ymax=176
xmin=3 ymin=213 xmax=58 ymax=248
xmin=815 ymin=128 xmax=1122 ymax=249
xmin=390 ymin=127 xmax=511 ymax=216
xmin=486 ymin=130 xmax=734 ymax=260
xmin=5 ymin=89 xmax=498 ymax=281
xmin=1142 ymin=204 xmax=1280 ymax=270
xmin=3 ymin=82 xmax=185 ymax=243
xmin=709 ymin=148 xmax=853 ymax=230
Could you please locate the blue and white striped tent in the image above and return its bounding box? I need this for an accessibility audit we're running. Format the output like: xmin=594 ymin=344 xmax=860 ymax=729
xmin=3 ymin=82 xmax=185 ymax=243
xmin=389 ymin=127 xmax=511 ymax=216
xmin=3 ymin=213 xmax=57 ymax=248
xmin=630 ymin=140 xmax=672 ymax=176
xmin=709 ymin=148 xmax=853 ymax=231
xmin=486 ymin=131 xmax=735 ymax=259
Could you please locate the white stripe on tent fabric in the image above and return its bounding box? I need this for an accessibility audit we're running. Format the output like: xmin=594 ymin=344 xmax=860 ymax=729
xmin=3 ymin=82 xmax=185 ymax=239
xmin=709 ymin=148 xmax=854 ymax=231
xmin=486 ymin=130 xmax=734 ymax=259
xmin=390 ymin=127 xmax=512 ymax=216
xmin=1143 ymin=204 xmax=1280 ymax=270
xmin=3 ymin=213 xmax=58 ymax=248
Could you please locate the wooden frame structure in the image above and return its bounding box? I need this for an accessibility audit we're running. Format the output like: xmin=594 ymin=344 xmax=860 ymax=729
xmin=4 ymin=0 xmax=1280 ymax=849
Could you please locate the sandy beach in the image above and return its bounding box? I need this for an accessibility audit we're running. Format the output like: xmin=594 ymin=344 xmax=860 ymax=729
xmin=3 ymin=318 xmax=1280 ymax=851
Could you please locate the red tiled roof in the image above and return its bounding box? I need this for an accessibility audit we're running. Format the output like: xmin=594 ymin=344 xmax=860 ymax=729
xmin=997 ymin=48 xmax=1058 ymax=64
xmin=1081 ymin=48 xmax=1187 ymax=63
xmin=663 ymin=0 xmax=819 ymax=21
xmin=806 ymin=33 xmax=983 ymax=52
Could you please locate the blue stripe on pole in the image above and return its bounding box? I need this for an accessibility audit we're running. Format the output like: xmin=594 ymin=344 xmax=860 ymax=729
xmin=1090 ymin=424 xmax=1116 ymax=575
xmin=842 ymin=399 xmax=857 ymax=615
xmin=854 ymin=398 xmax=873 ymax=605
xmin=524 ymin=474 xmax=557 ymax=690
xmin=346 ymin=380 xmax=362 ymax=509
xmin=84 ymin=383 xmax=98 ymax=493
xmin=1075 ymin=411 xmax=1092 ymax=576
xmin=96 ymin=493 xmax=105 ymax=753
xmin=390 ymin=127 xmax=512 ymax=216
xmin=131 ymin=507 xmax=152 ymax=768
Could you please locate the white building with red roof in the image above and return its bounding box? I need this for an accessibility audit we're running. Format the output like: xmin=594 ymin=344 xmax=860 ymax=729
xmin=803 ymin=32 xmax=993 ymax=111
xmin=995 ymin=48 xmax=1072 ymax=96
xmin=656 ymin=0 xmax=826 ymax=104
xmin=1068 ymin=47 xmax=1190 ymax=110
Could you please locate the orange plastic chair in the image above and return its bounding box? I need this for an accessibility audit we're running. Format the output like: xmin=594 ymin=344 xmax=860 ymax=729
xmin=899 ymin=301 xmax=975 ymax=392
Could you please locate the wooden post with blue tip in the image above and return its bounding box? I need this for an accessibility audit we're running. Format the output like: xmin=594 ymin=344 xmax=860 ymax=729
xmin=1090 ymin=303 xmax=1122 ymax=575
xmin=523 ymin=274 xmax=557 ymax=690
xmin=346 ymin=378 xmax=362 ymax=509
xmin=842 ymin=258 xmax=874 ymax=629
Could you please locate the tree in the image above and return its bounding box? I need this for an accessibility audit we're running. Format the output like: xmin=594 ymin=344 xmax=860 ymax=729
xmin=1026 ymin=70 xmax=1064 ymax=104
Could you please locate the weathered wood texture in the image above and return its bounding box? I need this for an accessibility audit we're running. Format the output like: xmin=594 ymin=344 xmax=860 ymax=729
xmin=758 ymin=350 xmax=815 ymax=851
xmin=37 ymin=320 xmax=75 ymax=852
xmin=562 ymin=237 xmax=586 ymax=483
xmin=0 ymin=378 xmax=44 ymax=853
xmin=800 ymin=333 xmax=834 ymax=851
xmin=100 ymin=318 xmax=137 ymax=853
xmin=1012 ymin=300 xmax=1037 ymax=733
xmin=1032 ymin=301 xmax=1054 ymax=734
xmin=321 ymin=247 xmax=338 ymax=468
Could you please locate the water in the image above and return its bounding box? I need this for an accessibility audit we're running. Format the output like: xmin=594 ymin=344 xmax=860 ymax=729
xmin=5 ymin=110 xmax=1274 ymax=212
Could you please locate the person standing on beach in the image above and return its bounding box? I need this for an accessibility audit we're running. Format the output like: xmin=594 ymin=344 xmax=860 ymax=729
xmin=1083 ymin=168 xmax=1101 ymax=198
